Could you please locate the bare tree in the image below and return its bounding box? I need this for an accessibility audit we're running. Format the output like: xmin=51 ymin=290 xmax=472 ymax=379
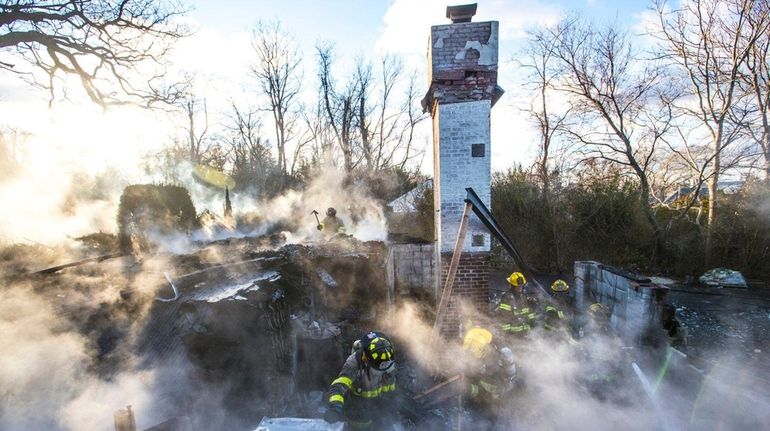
xmin=519 ymin=27 xmax=571 ymax=198
xmin=396 ymin=70 xmax=427 ymax=171
xmin=295 ymin=97 xmax=333 ymax=169
xmin=653 ymin=0 xmax=770 ymax=257
xmin=372 ymin=56 xmax=427 ymax=171
xmin=355 ymin=57 xmax=375 ymax=169
xmin=519 ymin=26 xmax=573 ymax=270
xmin=158 ymin=76 xmax=224 ymax=171
xmin=652 ymin=120 xmax=712 ymax=225
xmin=0 ymin=0 xmax=189 ymax=107
xmin=316 ymin=42 xmax=355 ymax=172
xmin=289 ymin=101 xmax=320 ymax=175
xmin=251 ymin=20 xmax=302 ymax=174
xmin=224 ymin=101 xmax=276 ymax=195
xmin=354 ymin=54 xmax=424 ymax=171
xmin=743 ymin=0 xmax=770 ymax=181
xmin=180 ymin=90 xmax=211 ymax=164
xmin=314 ymin=43 xmax=426 ymax=175
xmin=552 ymin=18 xmax=670 ymax=259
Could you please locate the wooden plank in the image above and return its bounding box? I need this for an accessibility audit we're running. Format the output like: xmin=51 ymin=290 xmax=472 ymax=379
xmin=412 ymin=375 xmax=463 ymax=407
xmin=413 ymin=375 xmax=461 ymax=400
xmin=433 ymin=202 xmax=472 ymax=334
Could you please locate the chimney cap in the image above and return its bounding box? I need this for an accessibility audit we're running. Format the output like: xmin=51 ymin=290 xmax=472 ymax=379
xmin=446 ymin=3 xmax=477 ymax=23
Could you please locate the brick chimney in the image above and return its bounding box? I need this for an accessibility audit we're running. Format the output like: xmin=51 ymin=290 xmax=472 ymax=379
xmin=424 ymin=3 xmax=504 ymax=335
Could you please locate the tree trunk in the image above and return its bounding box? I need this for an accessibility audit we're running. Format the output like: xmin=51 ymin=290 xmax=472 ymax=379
xmin=765 ymin=149 xmax=770 ymax=183
xmin=764 ymin=126 xmax=770 ymax=183
xmin=640 ymin=180 xmax=667 ymax=264
xmin=705 ymin=164 xmax=719 ymax=266
xmin=188 ymin=108 xmax=197 ymax=163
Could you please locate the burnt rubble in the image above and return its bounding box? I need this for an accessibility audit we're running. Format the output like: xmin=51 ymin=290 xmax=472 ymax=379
xmin=9 ymin=236 xmax=393 ymax=430
xmin=131 ymin=239 xmax=391 ymax=428
xmin=6 ymin=234 xmax=770 ymax=430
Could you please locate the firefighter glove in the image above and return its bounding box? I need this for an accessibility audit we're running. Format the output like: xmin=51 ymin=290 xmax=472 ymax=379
xmin=323 ymin=405 xmax=343 ymax=423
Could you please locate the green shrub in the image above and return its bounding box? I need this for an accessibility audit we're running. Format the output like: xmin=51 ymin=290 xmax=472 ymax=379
xmin=488 ymin=168 xmax=770 ymax=278
xmin=710 ymin=181 xmax=770 ymax=278
xmin=117 ymin=184 xmax=197 ymax=253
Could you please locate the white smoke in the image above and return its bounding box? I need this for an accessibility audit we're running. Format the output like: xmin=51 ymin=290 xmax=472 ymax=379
xmin=0 ymin=105 xmax=170 ymax=245
xmin=0 ymin=284 xmax=174 ymax=431
xmin=386 ymin=299 xmax=770 ymax=431
xmin=169 ymin=163 xmax=390 ymax=247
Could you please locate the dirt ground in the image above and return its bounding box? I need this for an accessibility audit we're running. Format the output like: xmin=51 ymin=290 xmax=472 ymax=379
xmin=664 ymin=281 xmax=770 ymax=368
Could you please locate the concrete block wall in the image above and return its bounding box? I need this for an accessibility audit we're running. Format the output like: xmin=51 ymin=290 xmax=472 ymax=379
xmin=387 ymin=244 xmax=436 ymax=296
xmin=438 ymin=253 xmax=491 ymax=337
xmin=574 ymin=261 xmax=667 ymax=343
xmin=434 ymin=100 xmax=492 ymax=254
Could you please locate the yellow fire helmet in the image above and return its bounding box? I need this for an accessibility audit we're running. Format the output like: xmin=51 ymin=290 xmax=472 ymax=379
xmin=551 ymin=279 xmax=569 ymax=293
xmin=589 ymin=302 xmax=607 ymax=313
xmin=506 ymin=271 xmax=527 ymax=288
xmin=463 ymin=327 xmax=493 ymax=359
xmin=589 ymin=303 xmax=609 ymax=319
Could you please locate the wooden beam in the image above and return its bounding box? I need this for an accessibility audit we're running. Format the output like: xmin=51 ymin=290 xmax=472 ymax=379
xmin=433 ymin=201 xmax=472 ymax=334
xmin=412 ymin=374 xmax=463 ymax=407
xmin=32 ymin=252 xmax=124 ymax=275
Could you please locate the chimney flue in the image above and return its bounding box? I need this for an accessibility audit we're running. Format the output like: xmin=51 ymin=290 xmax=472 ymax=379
xmin=446 ymin=3 xmax=477 ymax=23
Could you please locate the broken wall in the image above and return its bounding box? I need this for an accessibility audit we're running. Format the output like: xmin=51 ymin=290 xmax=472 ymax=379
xmin=427 ymin=21 xmax=499 ymax=98
xmin=386 ymin=243 xmax=435 ymax=298
xmin=574 ymin=261 xmax=667 ymax=342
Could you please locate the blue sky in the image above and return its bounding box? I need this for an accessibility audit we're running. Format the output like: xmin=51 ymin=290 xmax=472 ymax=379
xmin=191 ymin=0 xmax=390 ymax=54
xmin=189 ymin=0 xmax=650 ymax=54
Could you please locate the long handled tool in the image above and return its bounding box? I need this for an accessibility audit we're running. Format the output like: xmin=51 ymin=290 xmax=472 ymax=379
xmin=311 ymin=210 xmax=322 ymax=230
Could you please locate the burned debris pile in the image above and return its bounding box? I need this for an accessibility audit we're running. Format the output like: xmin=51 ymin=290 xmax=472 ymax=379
xmin=5 ymin=236 xmax=390 ymax=430
xmin=5 ymin=226 xmax=770 ymax=430
xmin=133 ymin=239 xmax=391 ymax=427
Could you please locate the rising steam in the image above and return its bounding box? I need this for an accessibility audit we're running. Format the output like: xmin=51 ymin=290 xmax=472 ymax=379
xmin=386 ymin=299 xmax=770 ymax=431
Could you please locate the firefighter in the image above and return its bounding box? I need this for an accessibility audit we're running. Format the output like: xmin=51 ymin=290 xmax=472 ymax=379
xmin=318 ymin=207 xmax=346 ymax=236
xmin=324 ymin=331 xmax=397 ymax=429
xmin=550 ymin=279 xmax=570 ymax=303
xmin=542 ymin=279 xmax=569 ymax=331
xmin=541 ymin=279 xmax=578 ymax=345
xmin=495 ymin=271 xmax=535 ymax=337
xmin=462 ymin=327 xmax=517 ymax=424
xmin=586 ymin=302 xmax=611 ymax=335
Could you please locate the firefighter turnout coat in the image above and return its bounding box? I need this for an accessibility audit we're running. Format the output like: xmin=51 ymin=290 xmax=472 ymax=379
xmin=327 ymin=349 xmax=396 ymax=427
xmin=495 ymin=290 xmax=536 ymax=335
